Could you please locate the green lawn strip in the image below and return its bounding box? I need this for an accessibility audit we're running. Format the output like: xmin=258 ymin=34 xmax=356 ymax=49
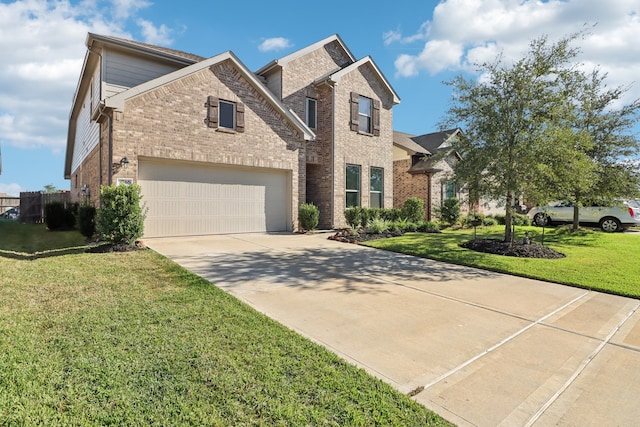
xmin=363 ymin=226 xmax=640 ymax=298
xmin=0 ymin=221 xmax=88 ymax=254
xmin=0 ymin=250 xmax=450 ymax=426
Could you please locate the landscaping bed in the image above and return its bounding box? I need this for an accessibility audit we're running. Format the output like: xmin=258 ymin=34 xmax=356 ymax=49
xmin=460 ymin=238 xmax=565 ymax=259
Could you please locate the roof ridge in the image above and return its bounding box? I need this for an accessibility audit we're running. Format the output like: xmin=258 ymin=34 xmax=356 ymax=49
xmin=89 ymin=33 xmax=206 ymax=63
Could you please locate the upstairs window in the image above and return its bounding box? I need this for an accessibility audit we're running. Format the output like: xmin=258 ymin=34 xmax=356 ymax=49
xmin=346 ymin=164 xmax=361 ymax=207
xmin=349 ymin=92 xmax=380 ymax=136
xmin=219 ymin=100 xmax=235 ymax=129
xmin=358 ymin=96 xmax=372 ymax=133
xmin=370 ymin=167 xmax=383 ymax=208
xmin=205 ymin=96 xmax=245 ymax=132
xmin=306 ymin=98 xmax=317 ymax=129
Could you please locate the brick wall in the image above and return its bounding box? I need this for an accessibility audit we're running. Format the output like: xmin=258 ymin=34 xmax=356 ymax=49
xmin=109 ymin=60 xmax=306 ymax=230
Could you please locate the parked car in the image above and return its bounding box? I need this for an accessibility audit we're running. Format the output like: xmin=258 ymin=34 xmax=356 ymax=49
xmin=528 ymin=201 xmax=640 ymax=232
xmin=1 ymin=206 xmax=20 ymax=220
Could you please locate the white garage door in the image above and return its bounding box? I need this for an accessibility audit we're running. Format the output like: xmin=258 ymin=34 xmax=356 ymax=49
xmin=138 ymin=160 xmax=291 ymax=237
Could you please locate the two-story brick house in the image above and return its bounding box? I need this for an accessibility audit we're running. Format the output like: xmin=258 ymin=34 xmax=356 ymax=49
xmin=65 ymin=34 xmax=399 ymax=237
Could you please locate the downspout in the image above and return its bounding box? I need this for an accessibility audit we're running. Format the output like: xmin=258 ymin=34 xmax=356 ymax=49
xmin=426 ymin=173 xmax=432 ymax=221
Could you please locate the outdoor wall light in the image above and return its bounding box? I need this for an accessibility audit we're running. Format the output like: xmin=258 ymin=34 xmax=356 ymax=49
xmin=112 ymin=157 xmax=129 ymax=173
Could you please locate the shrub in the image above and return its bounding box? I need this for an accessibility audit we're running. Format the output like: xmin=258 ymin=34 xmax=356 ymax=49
xmin=418 ymin=221 xmax=440 ymax=233
xmin=44 ymin=201 xmax=76 ymax=230
xmin=380 ymin=208 xmax=403 ymax=222
xmin=78 ymin=204 xmax=97 ymax=239
xmin=344 ymin=207 xmax=363 ymax=230
xmin=492 ymin=214 xmax=506 ymax=225
xmin=483 ymin=216 xmax=498 ymax=226
xmin=462 ymin=212 xmax=485 ymax=228
xmin=512 ymin=213 xmax=532 ymax=226
xmin=96 ymin=184 xmax=146 ymax=245
xmin=436 ymin=198 xmax=461 ymax=226
xmin=404 ymin=222 xmax=419 ymax=232
xmin=402 ymin=197 xmax=425 ymax=223
xmin=366 ymin=218 xmax=389 ymax=234
xmin=299 ymin=203 xmax=319 ymax=231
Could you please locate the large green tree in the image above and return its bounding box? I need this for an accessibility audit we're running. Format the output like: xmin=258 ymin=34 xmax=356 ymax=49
xmin=442 ymin=31 xmax=640 ymax=240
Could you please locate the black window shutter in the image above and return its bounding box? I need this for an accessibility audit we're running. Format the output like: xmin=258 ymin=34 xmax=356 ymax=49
xmin=372 ymin=99 xmax=380 ymax=136
xmin=350 ymin=92 xmax=359 ymax=132
xmin=236 ymin=102 xmax=245 ymax=133
xmin=206 ymin=96 xmax=219 ymax=128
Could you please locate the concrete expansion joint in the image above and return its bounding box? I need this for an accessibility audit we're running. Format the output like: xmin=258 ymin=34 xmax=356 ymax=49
xmin=411 ymin=291 xmax=591 ymax=397
xmin=523 ymin=301 xmax=640 ymax=427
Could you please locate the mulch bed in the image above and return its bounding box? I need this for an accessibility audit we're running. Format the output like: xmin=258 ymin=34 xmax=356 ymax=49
xmin=460 ymin=239 xmax=565 ymax=259
xmin=328 ymin=229 xmax=404 ymax=244
xmin=329 ymin=229 xmax=565 ymax=259
xmin=86 ymin=240 xmax=148 ymax=253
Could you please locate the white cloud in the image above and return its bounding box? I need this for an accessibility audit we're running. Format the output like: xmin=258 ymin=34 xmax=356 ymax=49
xmin=389 ymin=0 xmax=640 ymax=103
xmin=258 ymin=37 xmax=292 ymax=53
xmin=0 ymin=0 xmax=174 ymax=152
xmin=137 ymin=18 xmax=172 ymax=45
xmin=0 ymin=182 xmax=25 ymax=197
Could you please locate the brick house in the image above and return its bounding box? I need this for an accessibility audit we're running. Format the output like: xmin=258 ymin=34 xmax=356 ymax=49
xmin=393 ymin=128 xmax=468 ymax=221
xmin=65 ymin=34 xmax=399 ymax=237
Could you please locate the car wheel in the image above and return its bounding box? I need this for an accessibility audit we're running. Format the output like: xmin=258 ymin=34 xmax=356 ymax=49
xmin=599 ymin=217 xmax=621 ymax=232
xmin=533 ymin=213 xmax=550 ymax=227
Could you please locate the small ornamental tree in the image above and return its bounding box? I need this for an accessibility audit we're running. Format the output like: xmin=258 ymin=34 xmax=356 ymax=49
xmin=402 ymin=197 xmax=425 ymax=223
xmin=436 ymin=198 xmax=461 ymax=226
xmin=97 ymin=184 xmax=146 ymax=246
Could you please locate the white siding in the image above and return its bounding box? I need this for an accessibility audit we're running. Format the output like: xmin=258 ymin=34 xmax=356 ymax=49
xmin=103 ymin=50 xmax=184 ymax=98
xmin=71 ymin=68 xmax=100 ymax=175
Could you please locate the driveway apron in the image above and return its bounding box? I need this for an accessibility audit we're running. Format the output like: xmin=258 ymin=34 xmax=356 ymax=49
xmin=145 ymin=232 xmax=640 ymax=427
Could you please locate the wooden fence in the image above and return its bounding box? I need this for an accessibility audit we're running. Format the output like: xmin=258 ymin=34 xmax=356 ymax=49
xmin=20 ymin=191 xmax=72 ymax=224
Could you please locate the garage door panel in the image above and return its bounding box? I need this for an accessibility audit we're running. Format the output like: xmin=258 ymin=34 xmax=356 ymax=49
xmin=139 ymin=161 xmax=290 ymax=237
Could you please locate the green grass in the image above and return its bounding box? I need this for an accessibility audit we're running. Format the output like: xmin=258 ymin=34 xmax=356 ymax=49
xmin=364 ymin=225 xmax=640 ymax=298
xmin=0 ymin=222 xmax=449 ymax=426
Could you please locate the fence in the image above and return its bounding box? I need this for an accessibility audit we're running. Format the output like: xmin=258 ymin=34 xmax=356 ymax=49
xmin=20 ymin=191 xmax=72 ymax=224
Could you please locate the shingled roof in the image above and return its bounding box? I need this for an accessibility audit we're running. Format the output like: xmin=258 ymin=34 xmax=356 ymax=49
xmin=87 ymin=33 xmax=206 ymax=63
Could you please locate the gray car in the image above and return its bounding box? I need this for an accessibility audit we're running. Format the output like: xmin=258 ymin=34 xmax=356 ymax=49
xmin=528 ymin=201 xmax=640 ymax=232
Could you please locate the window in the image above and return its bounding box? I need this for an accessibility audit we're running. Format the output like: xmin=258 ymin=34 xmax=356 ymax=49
xmin=358 ymin=96 xmax=372 ymax=133
xmin=370 ymin=167 xmax=383 ymax=208
xmin=205 ymin=96 xmax=245 ymax=132
xmin=219 ymin=100 xmax=235 ymax=129
xmin=349 ymin=92 xmax=380 ymax=136
xmin=346 ymin=164 xmax=361 ymax=207
xmin=306 ymin=98 xmax=317 ymax=129
xmin=445 ymin=180 xmax=456 ymax=199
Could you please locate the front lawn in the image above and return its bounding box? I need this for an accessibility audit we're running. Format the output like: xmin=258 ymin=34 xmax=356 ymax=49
xmin=364 ymin=226 xmax=640 ymax=298
xmin=0 ymin=222 xmax=449 ymax=425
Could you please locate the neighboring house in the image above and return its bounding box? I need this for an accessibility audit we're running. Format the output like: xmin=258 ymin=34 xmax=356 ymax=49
xmin=64 ymin=33 xmax=399 ymax=237
xmin=393 ymin=128 xmax=468 ymax=221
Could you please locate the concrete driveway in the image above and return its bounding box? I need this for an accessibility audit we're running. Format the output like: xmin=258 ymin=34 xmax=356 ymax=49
xmin=145 ymin=232 xmax=640 ymax=426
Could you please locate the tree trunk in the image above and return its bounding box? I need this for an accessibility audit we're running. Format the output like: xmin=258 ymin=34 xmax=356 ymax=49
xmin=572 ymin=205 xmax=580 ymax=231
xmin=504 ymin=193 xmax=513 ymax=243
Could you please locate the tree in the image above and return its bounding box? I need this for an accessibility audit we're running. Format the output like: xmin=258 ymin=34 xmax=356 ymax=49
xmin=564 ymin=70 xmax=640 ymax=230
xmin=443 ymin=33 xmax=586 ymax=242
xmin=43 ymin=184 xmax=58 ymax=194
xmin=442 ymin=30 xmax=640 ymax=239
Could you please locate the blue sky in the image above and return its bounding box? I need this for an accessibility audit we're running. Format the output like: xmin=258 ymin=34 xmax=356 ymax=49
xmin=1 ymin=0 xmax=639 ymax=196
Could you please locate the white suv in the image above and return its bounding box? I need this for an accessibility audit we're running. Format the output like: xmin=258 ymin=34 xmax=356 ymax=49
xmin=528 ymin=201 xmax=640 ymax=232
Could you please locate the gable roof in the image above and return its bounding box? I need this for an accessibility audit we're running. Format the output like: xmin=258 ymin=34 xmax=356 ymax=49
xmin=393 ymin=131 xmax=429 ymax=155
xmin=87 ymin=33 xmax=206 ymax=64
xmin=255 ymin=34 xmax=356 ymax=76
xmin=103 ymin=50 xmax=315 ymax=142
xmin=319 ymin=56 xmax=401 ymax=105
xmin=66 ymin=35 xmax=316 ymax=178
xmin=412 ymin=128 xmax=462 ymax=153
